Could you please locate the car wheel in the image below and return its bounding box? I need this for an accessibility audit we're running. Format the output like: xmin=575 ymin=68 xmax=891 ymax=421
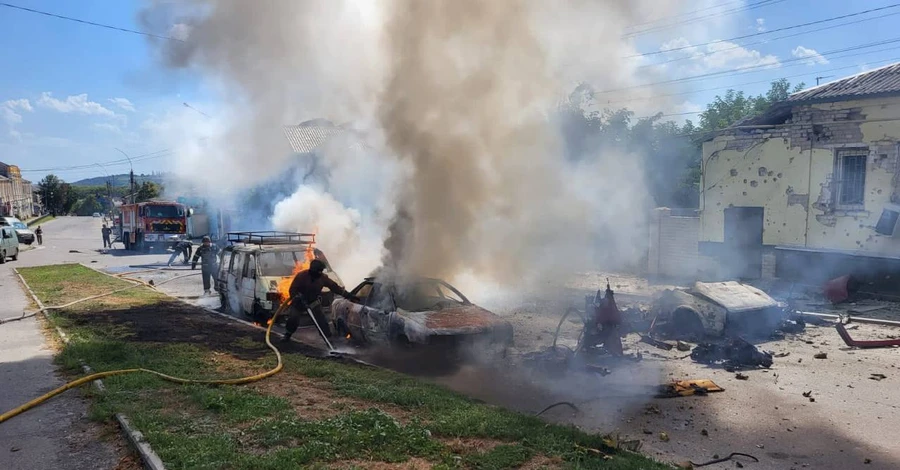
xmin=671 ymin=307 xmax=705 ymax=341
xmin=11 ymin=249 xmax=17 ymax=261
xmin=0 ymin=250 xmax=5 ymax=264
xmin=219 ymin=292 xmax=228 ymax=312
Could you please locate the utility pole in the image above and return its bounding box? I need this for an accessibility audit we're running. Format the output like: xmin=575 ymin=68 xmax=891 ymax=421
xmin=115 ymin=148 xmax=135 ymax=204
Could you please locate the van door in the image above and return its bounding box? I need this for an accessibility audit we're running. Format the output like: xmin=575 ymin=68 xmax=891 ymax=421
xmin=226 ymin=252 xmax=242 ymax=314
xmin=240 ymin=253 xmax=257 ymax=314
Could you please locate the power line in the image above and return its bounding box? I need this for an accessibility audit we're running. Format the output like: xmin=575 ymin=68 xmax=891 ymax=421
xmin=625 ymin=0 xmax=786 ymax=38
xmin=602 ymin=36 xmax=900 ymax=95
xmin=628 ymin=3 xmax=900 ymax=58
xmin=0 ymin=2 xmax=181 ymax=41
xmin=638 ymin=10 xmax=900 ymax=69
xmin=624 ymin=0 xmax=749 ymax=31
xmin=20 ymin=149 xmax=173 ymax=173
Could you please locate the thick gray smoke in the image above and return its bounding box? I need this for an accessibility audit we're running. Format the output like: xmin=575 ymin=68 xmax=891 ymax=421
xmin=139 ymin=0 xmax=687 ymax=292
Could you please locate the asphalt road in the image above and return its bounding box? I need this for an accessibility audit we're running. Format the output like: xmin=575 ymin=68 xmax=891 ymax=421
xmin=5 ymin=217 xmax=899 ymax=470
xmin=0 ymin=216 xmax=130 ymax=470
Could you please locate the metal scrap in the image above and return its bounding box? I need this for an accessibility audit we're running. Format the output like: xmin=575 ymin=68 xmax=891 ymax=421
xmin=836 ymin=323 xmax=900 ymax=349
xmin=655 ymin=379 xmax=724 ymax=398
xmin=690 ymin=338 xmax=773 ymax=370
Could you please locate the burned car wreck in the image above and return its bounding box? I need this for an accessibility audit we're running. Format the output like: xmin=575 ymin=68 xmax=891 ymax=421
xmin=330 ymin=277 xmax=514 ymax=360
xmin=651 ymin=281 xmax=800 ymax=339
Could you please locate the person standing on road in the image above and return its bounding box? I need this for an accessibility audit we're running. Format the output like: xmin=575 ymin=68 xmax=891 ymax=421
xmin=281 ymin=259 xmax=358 ymax=343
xmin=35 ymin=226 xmax=43 ymax=245
xmin=167 ymin=238 xmax=193 ymax=266
xmin=191 ymin=236 xmax=218 ymax=295
xmin=101 ymin=224 xmax=112 ymax=248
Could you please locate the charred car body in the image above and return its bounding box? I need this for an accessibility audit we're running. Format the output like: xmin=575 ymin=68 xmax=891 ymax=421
xmin=331 ymin=277 xmax=514 ymax=360
xmin=652 ymin=281 xmax=793 ymax=339
xmin=214 ymin=231 xmax=344 ymax=324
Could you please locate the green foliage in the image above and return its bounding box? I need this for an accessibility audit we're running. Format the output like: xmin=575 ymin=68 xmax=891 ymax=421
xmin=136 ymin=181 xmax=162 ymax=202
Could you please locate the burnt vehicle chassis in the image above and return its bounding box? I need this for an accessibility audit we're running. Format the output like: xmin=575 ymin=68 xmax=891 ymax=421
xmin=331 ymin=277 xmax=514 ymax=364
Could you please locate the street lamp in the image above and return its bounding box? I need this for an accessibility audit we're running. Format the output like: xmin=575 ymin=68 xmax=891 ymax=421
xmin=114 ymin=148 xmax=135 ymax=204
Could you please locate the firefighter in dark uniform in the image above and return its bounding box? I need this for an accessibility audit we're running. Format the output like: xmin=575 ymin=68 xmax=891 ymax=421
xmin=191 ymin=236 xmax=218 ymax=295
xmin=281 ymin=259 xmax=357 ymax=343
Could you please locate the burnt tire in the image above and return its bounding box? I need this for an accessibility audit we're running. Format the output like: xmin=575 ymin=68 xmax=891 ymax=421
xmin=671 ymin=307 xmax=705 ymax=341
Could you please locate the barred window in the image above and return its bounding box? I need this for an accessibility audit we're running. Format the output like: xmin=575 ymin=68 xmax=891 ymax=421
xmin=835 ymin=149 xmax=867 ymax=207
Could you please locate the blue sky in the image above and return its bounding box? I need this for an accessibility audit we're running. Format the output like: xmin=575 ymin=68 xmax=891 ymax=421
xmin=2 ymin=0 xmax=900 ymax=183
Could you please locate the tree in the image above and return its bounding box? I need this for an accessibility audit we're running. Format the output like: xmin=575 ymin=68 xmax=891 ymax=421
xmin=37 ymin=174 xmax=64 ymax=216
xmin=135 ymin=181 xmax=161 ymax=202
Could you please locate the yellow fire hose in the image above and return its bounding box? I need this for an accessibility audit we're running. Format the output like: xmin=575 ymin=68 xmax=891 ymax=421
xmin=0 ymin=273 xmax=291 ymax=425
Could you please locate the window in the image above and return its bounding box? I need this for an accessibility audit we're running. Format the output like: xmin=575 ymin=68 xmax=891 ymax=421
xmin=246 ymin=254 xmax=257 ymax=279
xmin=835 ymin=148 xmax=867 ymax=207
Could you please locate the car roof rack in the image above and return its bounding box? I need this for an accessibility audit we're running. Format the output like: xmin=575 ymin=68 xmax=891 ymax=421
xmin=226 ymin=231 xmax=316 ymax=246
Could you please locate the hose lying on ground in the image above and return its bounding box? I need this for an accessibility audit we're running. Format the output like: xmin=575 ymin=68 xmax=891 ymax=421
xmin=0 ymin=274 xmax=286 ymax=425
xmin=1 ymin=271 xmax=200 ymax=325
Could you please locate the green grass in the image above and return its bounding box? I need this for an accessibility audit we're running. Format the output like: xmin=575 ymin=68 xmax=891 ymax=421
xmin=26 ymin=214 xmax=55 ymax=227
xmin=17 ymin=264 xmax=671 ymax=470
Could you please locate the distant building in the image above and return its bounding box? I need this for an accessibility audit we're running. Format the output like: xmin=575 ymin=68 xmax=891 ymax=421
xmin=0 ymin=162 xmax=34 ymax=219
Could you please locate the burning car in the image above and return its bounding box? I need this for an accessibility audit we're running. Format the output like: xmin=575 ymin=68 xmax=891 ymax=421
xmin=652 ymin=281 xmax=789 ymax=339
xmin=214 ymin=231 xmax=344 ymax=324
xmin=331 ymin=277 xmax=514 ymax=360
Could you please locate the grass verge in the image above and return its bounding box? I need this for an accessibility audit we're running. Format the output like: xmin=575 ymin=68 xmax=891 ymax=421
xmin=18 ymin=264 xmax=670 ymax=470
xmin=26 ymin=214 xmax=55 ymax=227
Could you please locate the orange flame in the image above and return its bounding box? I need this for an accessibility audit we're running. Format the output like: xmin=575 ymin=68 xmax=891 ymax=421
xmin=276 ymin=241 xmax=316 ymax=302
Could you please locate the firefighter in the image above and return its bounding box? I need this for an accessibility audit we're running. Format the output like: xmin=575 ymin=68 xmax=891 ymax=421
xmin=167 ymin=238 xmax=193 ymax=266
xmin=281 ymin=259 xmax=358 ymax=343
xmin=190 ymin=236 xmax=218 ymax=295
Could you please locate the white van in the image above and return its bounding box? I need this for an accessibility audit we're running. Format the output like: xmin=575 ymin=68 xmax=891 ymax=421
xmin=0 ymin=226 xmax=20 ymax=263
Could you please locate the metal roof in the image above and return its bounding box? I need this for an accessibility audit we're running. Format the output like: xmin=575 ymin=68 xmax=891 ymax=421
xmin=788 ymin=62 xmax=900 ymax=103
xmin=282 ymin=119 xmax=373 ymax=155
xmin=282 ymin=122 xmax=346 ymax=154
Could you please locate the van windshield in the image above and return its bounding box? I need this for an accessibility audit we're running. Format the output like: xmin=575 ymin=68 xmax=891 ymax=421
xmin=12 ymin=222 xmax=27 ymax=229
xmin=144 ymin=205 xmax=184 ymax=218
xmin=257 ymin=251 xmax=329 ymax=277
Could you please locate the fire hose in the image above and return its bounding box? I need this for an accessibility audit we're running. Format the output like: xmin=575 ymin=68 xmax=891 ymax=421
xmin=0 ymin=274 xmax=288 ymax=425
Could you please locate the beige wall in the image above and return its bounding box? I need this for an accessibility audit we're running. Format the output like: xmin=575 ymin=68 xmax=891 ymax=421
xmin=701 ymin=96 xmax=900 ymax=256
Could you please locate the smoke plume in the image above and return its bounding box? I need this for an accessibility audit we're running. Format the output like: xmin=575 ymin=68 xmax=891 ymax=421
xmin=140 ymin=0 xmax=686 ymax=291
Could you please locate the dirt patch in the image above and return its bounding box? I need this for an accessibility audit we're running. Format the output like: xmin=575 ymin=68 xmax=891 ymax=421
xmin=327 ymin=457 xmax=433 ymax=469
xmin=250 ymin=373 xmax=412 ymax=422
xmin=520 ymin=454 xmax=564 ymax=469
xmin=58 ymin=300 xmax=322 ymax=360
xmin=440 ymin=437 xmax=505 ymax=454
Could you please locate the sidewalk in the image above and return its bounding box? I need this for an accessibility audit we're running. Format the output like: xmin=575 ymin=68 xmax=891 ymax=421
xmin=0 ymin=266 xmax=121 ymax=469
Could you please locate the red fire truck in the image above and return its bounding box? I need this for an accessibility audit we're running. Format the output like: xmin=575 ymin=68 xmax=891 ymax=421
xmin=118 ymin=201 xmax=192 ymax=251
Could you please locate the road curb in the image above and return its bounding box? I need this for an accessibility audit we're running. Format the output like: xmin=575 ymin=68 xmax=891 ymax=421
xmin=14 ymin=268 xmax=167 ymax=470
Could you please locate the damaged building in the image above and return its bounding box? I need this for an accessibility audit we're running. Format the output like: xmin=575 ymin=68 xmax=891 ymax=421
xmin=699 ymin=63 xmax=900 ymax=290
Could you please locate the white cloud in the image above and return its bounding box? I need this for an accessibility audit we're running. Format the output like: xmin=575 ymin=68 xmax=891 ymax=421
xmin=4 ymin=99 xmax=33 ymax=112
xmin=169 ymin=23 xmax=192 ymax=41
xmin=109 ymin=97 xmax=135 ymax=112
xmin=792 ymin=46 xmax=828 ymax=66
xmin=37 ymin=92 xmax=115 ymax=116
xmin=659 ymin=37 xmax=780 ymax=74
xmin=756 ymin=18 xmax=766 ymax=33
xmin=1 ymin=99 xmax=33 ymax=126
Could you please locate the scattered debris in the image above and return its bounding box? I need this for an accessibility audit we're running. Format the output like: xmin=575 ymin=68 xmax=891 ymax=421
xmin=814 ymin=353 xmax=827 ymax=359
xmin=823 ymin=275 xmax=860 ymax=304
xmin=865 ymin=458 xmax=872 ymax=464
xmin=849 ymin=305 xmax=886 ymax=314
xmin=10 ymin=447 xmax=20 ymax=452
xmin=735 ymin=372 xmax=749 ymax=380
xmin=643 ymin=429 xmax=653 ymax=435
xmin=775 ymin=352 xmax=790 ymax=358
xmin=640 ymin=334 xmax=673 ymax=351
xmin=685 ymin=452 xmax=760 ymax=468
xmin=535 ymin=401 xmax=579 ymax=417
xmin=846 ymin=324 xmax=860 ymax=330
xmin=691 ymin=338 xmax=773 ymax=370
xmin=644 ymin=404 xmax=661 ymax=415
xmin=659 ymin=432 xmax=670 ymax=442
xmin=68 ymin=249 xmax=80 ymax=253
xmin=656 ymin=379 xmax=724 ymax=398
xmin=870 ymin=373 xmax=887 ymax=381
xmin=802 ymin=391 xmax=813 ymax=398
xmin=700 ymin=429 xmax=709 ymax=436
xmin=836 ymin=323 xmax=900 ymax=349
xmin=676 ymin=341 xmax=692 ymax=352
